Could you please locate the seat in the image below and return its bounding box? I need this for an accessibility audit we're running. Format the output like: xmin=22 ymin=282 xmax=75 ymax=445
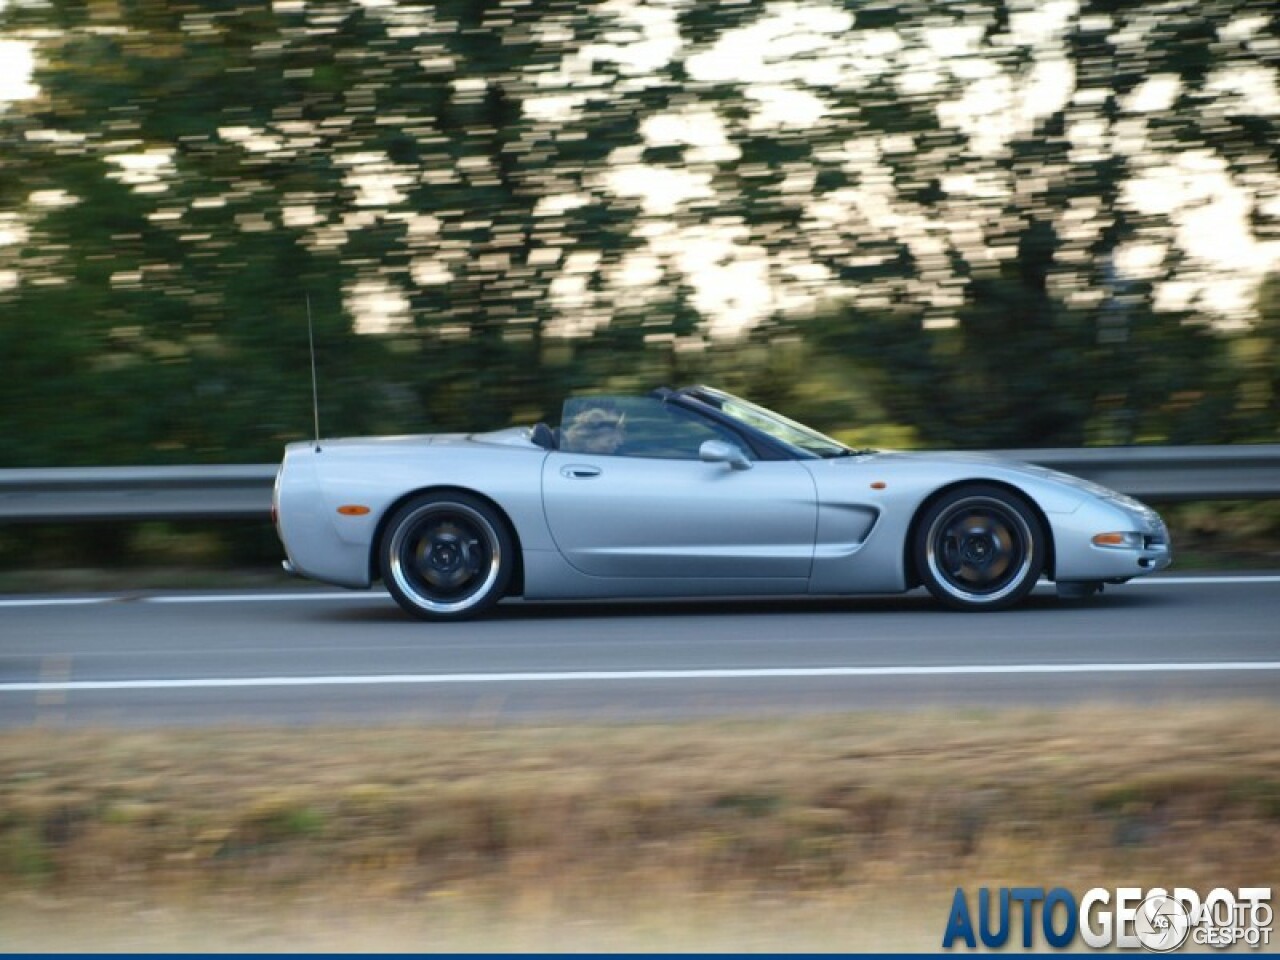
xmin=530 ymin=422 xmax=557 ymax=450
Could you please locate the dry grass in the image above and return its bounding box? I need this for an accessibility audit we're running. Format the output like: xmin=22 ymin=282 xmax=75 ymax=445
xmin=2 ymin=705 xmax=1279 ymax=951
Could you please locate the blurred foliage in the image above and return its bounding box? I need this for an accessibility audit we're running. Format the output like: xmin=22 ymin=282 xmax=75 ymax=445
xmin=0 ymin=0 xmax=1277 ymax=467
xmin=1 ymin=708 xmax=1278 ymax=925
xmin=0 ymin=519 xmax=285 ymax=576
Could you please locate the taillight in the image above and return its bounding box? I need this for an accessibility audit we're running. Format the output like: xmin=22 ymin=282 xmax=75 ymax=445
xmin=271 ymin=467 xmax=283 ymax=531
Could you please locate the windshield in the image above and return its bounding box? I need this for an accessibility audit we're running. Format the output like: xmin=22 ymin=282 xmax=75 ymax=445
xmin=688 ymin=387 xmax=851 ymax=458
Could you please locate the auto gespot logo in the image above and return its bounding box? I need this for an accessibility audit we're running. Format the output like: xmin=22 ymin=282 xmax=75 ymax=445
xmin=942 ymin=886 xmax=1273 ymax=951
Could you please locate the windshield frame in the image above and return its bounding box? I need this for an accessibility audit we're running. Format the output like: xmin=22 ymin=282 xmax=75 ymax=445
xmin=678 ymin=386 xmax=851 ymax=459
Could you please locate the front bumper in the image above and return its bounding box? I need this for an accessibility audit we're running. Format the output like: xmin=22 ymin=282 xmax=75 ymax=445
xmin=1053 ymin=495 xmax=1173 ymax=584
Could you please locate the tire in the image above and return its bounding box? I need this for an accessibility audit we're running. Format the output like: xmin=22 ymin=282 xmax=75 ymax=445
xmin=913 ymin=484 xmax=1046 ymax=612
xmin=380 ymin=492 xmax=514 ymax=621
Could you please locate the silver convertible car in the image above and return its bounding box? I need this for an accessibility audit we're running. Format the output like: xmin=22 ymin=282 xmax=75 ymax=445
xmin=272 ymin=385 xmax=1172 ymax=620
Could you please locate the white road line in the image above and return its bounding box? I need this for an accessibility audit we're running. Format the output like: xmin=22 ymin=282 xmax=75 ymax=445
xmin=3 ymin=661 xmax=1279 ymax=694
xmin=0 ymin=597 xmax=114 ymax=608
xmin=1126 ymin=576 xmax=1280 ymax=586
xmin=0 ymin=575 xmax=1277 ymax=609
xmin=0 ymin=592 xmax=373 ymax=608
xmin=144 ymin=592 xmax=374 ymax=604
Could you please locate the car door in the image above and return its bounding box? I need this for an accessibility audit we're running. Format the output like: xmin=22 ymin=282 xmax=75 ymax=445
xmin=541 ymin=397 xmax=817 ymax=579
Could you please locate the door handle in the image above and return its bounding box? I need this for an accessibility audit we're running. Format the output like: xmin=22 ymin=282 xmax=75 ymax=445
xmin=561 ymin=464 xmax=602 ymax=479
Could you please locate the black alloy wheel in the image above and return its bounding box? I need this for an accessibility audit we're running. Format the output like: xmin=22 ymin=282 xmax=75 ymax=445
xmin=381 ymin=492 xmax=513 ymax=621
xmin=913 ymin=484 xmax=1046 ymax=611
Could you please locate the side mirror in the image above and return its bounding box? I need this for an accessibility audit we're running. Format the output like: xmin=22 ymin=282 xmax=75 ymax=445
xmin=699 ymin=439 xmax=752 ymax=471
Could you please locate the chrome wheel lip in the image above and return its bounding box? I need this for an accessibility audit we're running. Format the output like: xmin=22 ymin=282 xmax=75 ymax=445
xmin=924 ymin=496 xmax=1035 ymax=606
xmin=387 ymin=503 xmax=502 ymax=615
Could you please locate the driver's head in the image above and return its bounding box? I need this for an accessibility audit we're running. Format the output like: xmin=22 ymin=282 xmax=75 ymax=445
xmin=565 ymin=407 xmax=626 ymax=454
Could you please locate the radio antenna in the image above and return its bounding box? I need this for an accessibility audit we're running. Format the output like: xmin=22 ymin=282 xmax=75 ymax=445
xmin=306 ymin=293 xmax=322 ymax=452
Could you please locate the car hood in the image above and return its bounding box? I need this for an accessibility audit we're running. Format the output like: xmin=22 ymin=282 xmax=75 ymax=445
xmin=856 ymin=449 xmax=1155 ymax=514
xmin=862 ymin=448 xmax=1094 ymax=484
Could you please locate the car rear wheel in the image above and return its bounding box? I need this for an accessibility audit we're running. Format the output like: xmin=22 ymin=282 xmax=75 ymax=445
xmin=914 ymin=485 xmax=1045 ymax=612
xmin=381 ymin=492 xmax=513 ymax=621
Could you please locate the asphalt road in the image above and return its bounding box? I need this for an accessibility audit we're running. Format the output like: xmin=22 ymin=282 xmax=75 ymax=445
xmin=2 ymin=574 xmax=1278 ymax=727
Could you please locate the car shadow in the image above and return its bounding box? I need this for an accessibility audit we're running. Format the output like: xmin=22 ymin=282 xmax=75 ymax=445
xmin=315 ymin=586 xmax=1170 ymax=624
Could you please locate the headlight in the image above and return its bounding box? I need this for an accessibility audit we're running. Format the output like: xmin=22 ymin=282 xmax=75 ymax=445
xmin=1103 ymin=491 xmax=1161 ymax=524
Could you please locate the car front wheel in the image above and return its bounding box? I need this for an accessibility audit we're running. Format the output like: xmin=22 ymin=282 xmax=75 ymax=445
xmin=914 ymin=485 xmax=1046 ymax=612
xmin=381 ymin=492 xmax=513 ymax=621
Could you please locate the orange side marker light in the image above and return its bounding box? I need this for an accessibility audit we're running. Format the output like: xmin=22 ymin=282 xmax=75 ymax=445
xmin=337 ymin=505 xmax=371 ymax=516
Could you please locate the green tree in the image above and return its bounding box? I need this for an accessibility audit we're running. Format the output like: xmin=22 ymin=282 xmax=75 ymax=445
xmin=2 ymin=0 xmax=1276 ymax=468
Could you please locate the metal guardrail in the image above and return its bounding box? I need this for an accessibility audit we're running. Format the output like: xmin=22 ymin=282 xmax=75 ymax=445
xmin=0 ymin=465 xmax=277 ymax=522
xmin=994 ymin=445 xmax=1280 ymax=503
xmin=0 ymin=445 xmax=1277 ymax=522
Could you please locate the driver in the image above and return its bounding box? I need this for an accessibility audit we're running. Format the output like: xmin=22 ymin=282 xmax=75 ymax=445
xmin=563 ymin=406 xmax=627 ymax=455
